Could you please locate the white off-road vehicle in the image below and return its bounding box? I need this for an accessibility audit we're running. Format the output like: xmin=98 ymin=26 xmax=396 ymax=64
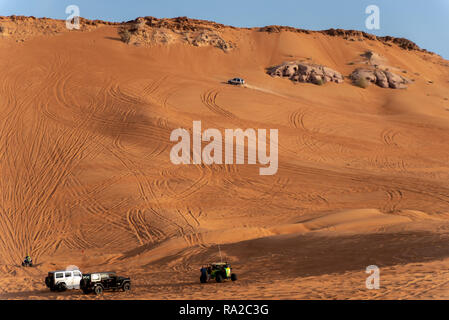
xmin=45 ymin=269 xmax=83 ymax=292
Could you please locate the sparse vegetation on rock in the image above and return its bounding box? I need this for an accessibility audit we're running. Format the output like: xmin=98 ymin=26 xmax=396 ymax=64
xmin=118 ymin=26 xmax=131 ymax=44
xmin=354 ymin=77 xmax=369 ymax=89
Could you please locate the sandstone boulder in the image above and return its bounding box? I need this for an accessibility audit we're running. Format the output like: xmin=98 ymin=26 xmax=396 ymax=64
xmin=374 ymin=69 xmax=389 ymax=88
xmin=350 ymin=68 xmax=411 ymax=89
xmin=267 ymin=62 xmax=344 ymax=85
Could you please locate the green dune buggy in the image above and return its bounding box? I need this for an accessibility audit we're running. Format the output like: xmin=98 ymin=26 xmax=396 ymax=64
xmin=200 ymin=262 xmax=237 ymax=283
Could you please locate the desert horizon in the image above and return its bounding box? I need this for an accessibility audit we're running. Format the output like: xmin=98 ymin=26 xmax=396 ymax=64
xmin=1 ymin=5 xmax=449 ymax=302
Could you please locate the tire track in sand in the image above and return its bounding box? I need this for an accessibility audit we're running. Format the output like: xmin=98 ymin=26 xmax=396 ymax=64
xmin=200 ymin=89 xmax=236 ymax=120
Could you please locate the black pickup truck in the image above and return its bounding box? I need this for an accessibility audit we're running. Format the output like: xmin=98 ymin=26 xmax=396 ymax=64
xmin=80 ymin=272 xmax=131 ymax=295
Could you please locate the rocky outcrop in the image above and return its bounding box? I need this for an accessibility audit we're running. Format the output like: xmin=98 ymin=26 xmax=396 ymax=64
xmin=119 ymin=17 xmax=235 ymax=51
xmin=257 ymin=26 xmax=434 ymax=55
xmin=267 ymin=62 xmax=344 ymax=85
xmin=187 ymin=31 xmax=233 ymax=51
xmin=258 ymin=25 xmax=311 ymax=35
xmin=126 ymin=16 xmax=230 ymax=32
xmin=350 ymin=68 xmax=411 ymax=89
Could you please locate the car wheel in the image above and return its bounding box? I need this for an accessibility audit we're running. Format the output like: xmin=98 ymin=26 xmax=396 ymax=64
xmin=122 ymin=282 xmax=131 ymax=292
xmin=231 ymin=273 xmax=237 ymax=281
xmin=58 ymin=283 xmax=67 ymax=292
xmin=94 ymin=285 xmax=104 ymax=295
xmin=216 ymin=273 xmax=223 ymax=283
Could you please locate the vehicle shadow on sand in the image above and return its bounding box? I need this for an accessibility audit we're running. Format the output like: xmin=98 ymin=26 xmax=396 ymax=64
xmin=219 ymin=230 xmax=449 ymax=278
xmin=104 ymin=36 xmax=123 ymax=42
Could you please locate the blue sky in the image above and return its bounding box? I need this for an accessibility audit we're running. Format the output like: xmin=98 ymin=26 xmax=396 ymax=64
xmin=1 ymin=0 xmax=448 ymax=58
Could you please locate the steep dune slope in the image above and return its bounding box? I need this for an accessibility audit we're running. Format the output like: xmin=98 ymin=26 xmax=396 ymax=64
xmin=1 ymin=16 xmax=449 ymax=299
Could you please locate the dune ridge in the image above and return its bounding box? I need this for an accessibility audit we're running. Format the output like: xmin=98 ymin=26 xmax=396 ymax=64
xmin=0 ymin=15 xmax=441 ymax=56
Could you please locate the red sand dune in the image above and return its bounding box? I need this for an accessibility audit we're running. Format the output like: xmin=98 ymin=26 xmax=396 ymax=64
xmin=1 ymin=16 xmax=449 ymax=299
